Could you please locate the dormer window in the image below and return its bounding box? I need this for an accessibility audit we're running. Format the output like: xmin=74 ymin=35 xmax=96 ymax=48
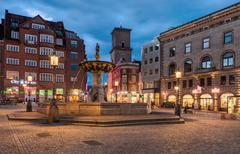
xmin=32 ymin=23 xmax=45 ymax=29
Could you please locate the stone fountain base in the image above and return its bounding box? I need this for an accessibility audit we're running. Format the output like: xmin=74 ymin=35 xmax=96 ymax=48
xmin=37 ymin=102 xmax=148 ymax=116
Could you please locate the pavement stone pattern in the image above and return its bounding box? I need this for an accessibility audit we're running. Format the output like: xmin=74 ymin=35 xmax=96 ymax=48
xmin=0 ymin=104 xmax=240 ymax=154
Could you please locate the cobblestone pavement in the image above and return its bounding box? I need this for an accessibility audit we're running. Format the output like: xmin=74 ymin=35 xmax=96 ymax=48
xmin=0 ymin=105 xmax=240 ymax=154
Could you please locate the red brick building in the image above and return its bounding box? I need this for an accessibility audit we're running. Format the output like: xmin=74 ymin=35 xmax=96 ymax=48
xmin=0 ymin=10 xmax=86 ymax=102
xmin=108 ymin=27 xmax=142 ymax=103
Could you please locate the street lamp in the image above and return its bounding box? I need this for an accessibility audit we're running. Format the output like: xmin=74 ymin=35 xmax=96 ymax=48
xmin=26 ymin=75 xmax=33 ymax=112
xmin=114 ymin=81 xmax=119 ymax=103
xmin=212 ymin=88 xmax=220 ymax=112
xmin=110 ymin=89 xmax=113 ymax=103
xmin=48 ymin=51 xmax=59 ymax=123
xmin=175 ymin=70 xmax=182 ymax=116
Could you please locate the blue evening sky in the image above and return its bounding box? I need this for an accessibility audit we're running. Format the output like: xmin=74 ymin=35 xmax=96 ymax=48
xmin=0 ymin=0 xmax=239 ymax=84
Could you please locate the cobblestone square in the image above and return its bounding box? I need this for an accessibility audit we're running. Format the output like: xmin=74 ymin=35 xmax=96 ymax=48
xmin=0 ymin=105 xmax=239 ymax=154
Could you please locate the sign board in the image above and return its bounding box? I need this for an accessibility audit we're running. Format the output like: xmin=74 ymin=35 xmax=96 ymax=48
xmin=11 ymin=79 xmax=36 ymax=85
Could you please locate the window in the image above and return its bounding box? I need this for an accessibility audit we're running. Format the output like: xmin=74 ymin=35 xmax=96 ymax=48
xmin=229 ymin=75 xmax=235 ymax=85
xmin=71 ymin=40 xmax=78 ymax=48
xmin=121 ymin=42 xmax=125 ymax=48
xmin=203 ymin=38 xmax=210 ymax=49
xmin=169 ymin=47 xmax=175 ymax=57
xmin=168 ymin=82 xmax=172 ymax=89
xmin=173 ymin=81 xmax=177 ymax=88
xmin=223 ymin=52 xmax=234 ymax=67
xmin=57 ymin=63 xmax=64 ymax=69
xmin=56 ymin=51 xmax=64 ymax=57
xmin=155 ymin=44 xmax=159 ymax=50
xmin=200 ymin=78 xmax=205 ymax=87
xmin=183 ymin=80 xmax=187 ymax=88
xmin=122 ymin=75 xmax=127 ymax=83
xmin=144 ymin=60 xmax=147 ymax=65
xmin=188 ymin=79 xmax=193 ymax=88
xmin=56 ymin=74 xmax=64 ymax=82
xmin=207 ymin=77 xmax=212 ymax=86
xmin=6 ymin=58 xmax=19 ymax=65
xmin=149 ymin=58 xmax=153 ymax=63
xmin=149 ymin=70 xmax=153 ymax=75
xmin=71 ymin=64 xmax=79 ymax=71
xmin=25 ymin=60 xmax=37 ymax=67
xmin=201 ymin=56 xmax=212 ymax=69
xmin=11 ymin=31 xmax=19 ymax=39
xmin=224 ymin=31 xmax=233 ymax=44
xmin=184 ymin=59 xmax=192 ymax=73
xmin=25 ymin=72 xmax=37 ymax=81
xmin=39 ymin=73 xmax=53 ymax=81
xmin=56 ymin=38 xmax=63 ymax=46
xmin=70 ymin=76 xmax=77 ymax=82
xmin=40 ymin=60 xmax=51 ymax=68
xmin=32 ymin=23 xmax=45 ymax=29
xmin=40 ymin=34 xmax=54 ymax=44
xmin=155 ymin=69 xmax=159 ymax=74
xmin=6 ymin=71 xmax=19 ymax=80
xmin=25 ymin=47 xmax=37 ymax=54
xmin=25 ymin=34 xmax=37 ymax=44
xmin=144 ymin=48 xmax=148 ymax=54
xmin=149 ymin=46 xmax=153 ymax=52
xmin=144 ymin=72 xmax=147 ymax=76
xmin=131 ymin=75 xmax=136 ymax=83
xmin=6 ymin=45 xmax=19 ymax=52
xmin=70 ymin=52 xmax=78 ymax=59
xmin=185 ymin=43 xmax=192 ymax=53
xmin=40 ymin=47 xmax=53 ymax=55
xmin=169 ymin=63 xmax=176 ymax=76
xmin=220 ymin=76 xmax=226 ymax=85
xmin=155 ymin=57 xmax=159 ymax=62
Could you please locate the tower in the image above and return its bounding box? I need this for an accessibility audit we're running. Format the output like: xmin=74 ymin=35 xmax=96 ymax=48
xmin=110 ymin=26 xmax=132 ymax=64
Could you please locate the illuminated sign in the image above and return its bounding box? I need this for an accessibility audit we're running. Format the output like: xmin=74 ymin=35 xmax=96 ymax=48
xmin=10 ymin=79 xmax=36 ymax=85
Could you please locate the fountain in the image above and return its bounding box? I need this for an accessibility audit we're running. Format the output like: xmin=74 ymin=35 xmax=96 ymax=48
xmin=38 ymin=43 xmax=147 ymax=116
xmin=80 ymin=43 xmax=114 ymax=103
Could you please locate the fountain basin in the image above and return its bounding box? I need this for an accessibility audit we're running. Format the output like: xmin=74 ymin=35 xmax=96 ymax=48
xmin=37 ymin=102 xmax=148 ymax=116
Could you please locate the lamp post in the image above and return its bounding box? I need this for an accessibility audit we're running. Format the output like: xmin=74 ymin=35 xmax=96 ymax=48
xmin=212 ymin=88 xmax=220 ymax=112
xmin=26 ymin=75 xmax=33 ymax=112
xmin=110 ymin=89 xmax=113 ymax=103
xmin=48 ymin=51 xmax=59 ymax=123
xmin=175 ymin=70 xmax=182 ymax=116
xmin=114 ymin=81 xmax=119 ymax=103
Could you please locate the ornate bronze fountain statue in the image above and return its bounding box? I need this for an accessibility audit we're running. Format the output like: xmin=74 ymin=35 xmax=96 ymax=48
xmin=80 ymin=43 xmax=115 ymax=102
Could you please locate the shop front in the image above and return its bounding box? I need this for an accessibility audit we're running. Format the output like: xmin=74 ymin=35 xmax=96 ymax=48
xmin=220 ymin=93 xmax=234 ymax=111
xmin=182 ymin=94 xmax=194 ymax=108
xmin=200 ymin=94 xmax=213 ymax=110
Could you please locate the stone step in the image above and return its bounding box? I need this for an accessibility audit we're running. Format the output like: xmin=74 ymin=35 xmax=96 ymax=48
xmin=71 ymin=119 xmax=185 ymax=127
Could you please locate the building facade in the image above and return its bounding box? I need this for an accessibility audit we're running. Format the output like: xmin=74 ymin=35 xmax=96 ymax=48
xmin=0 ymin=10 xmax=86 ymax=102
xmin=141 ymin=39 xmax=160 ymax=105
xmin=108 ymin=27 xmax=142 ymax=103
xmin=158 ymin=3 xmax=240 ymax=112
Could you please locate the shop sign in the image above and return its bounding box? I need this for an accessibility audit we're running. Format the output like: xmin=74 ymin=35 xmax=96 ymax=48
xmin=11 ymin=79 xmax=36 ymax=85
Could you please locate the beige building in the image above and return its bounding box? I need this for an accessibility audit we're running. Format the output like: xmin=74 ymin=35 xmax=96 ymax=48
xmin=141 ymin=39 xmax=160 ymax=105
xmin=158 ymin=2 xmax=240 ymax=112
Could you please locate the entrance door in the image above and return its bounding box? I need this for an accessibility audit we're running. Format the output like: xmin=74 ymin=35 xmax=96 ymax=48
xmin=200 ymin=94 xmax=213 ymax=110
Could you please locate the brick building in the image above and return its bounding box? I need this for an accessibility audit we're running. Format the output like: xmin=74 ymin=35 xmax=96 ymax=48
xmin=158 ymin=3 xmax=240 ymax=112
xmin=0 ymin=10 xmax=86 ymax=102
xmin=108 ymin=27 xmax=142 ymax=103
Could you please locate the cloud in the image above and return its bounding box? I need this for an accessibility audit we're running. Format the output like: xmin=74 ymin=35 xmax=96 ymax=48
xmin=25 ymin=8 xmax=53 ymax=21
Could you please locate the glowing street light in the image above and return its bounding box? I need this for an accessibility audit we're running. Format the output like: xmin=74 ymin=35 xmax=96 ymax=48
xmin=175 ymin=70 xmax=182 ymax=117
xmin=48 ymin=51 xmax=59 ymax=123
xmin=114 ymin=81 xmax=119 ymax=103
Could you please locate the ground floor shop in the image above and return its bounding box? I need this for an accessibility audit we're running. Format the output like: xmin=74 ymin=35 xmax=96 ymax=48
xmin=165 ymin=92 xmax=238 ymax=112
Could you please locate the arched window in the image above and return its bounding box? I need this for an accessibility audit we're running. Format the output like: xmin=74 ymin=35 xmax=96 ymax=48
xmin=169 ymin=63 xmax=176 ymax=76
xmin=184 ymin=59 xmax=192 ymax=73
xmin=223 ymin=52 xmax=234 ymax=67
xmin=201 ymin=56 xmax=212 ymax=69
